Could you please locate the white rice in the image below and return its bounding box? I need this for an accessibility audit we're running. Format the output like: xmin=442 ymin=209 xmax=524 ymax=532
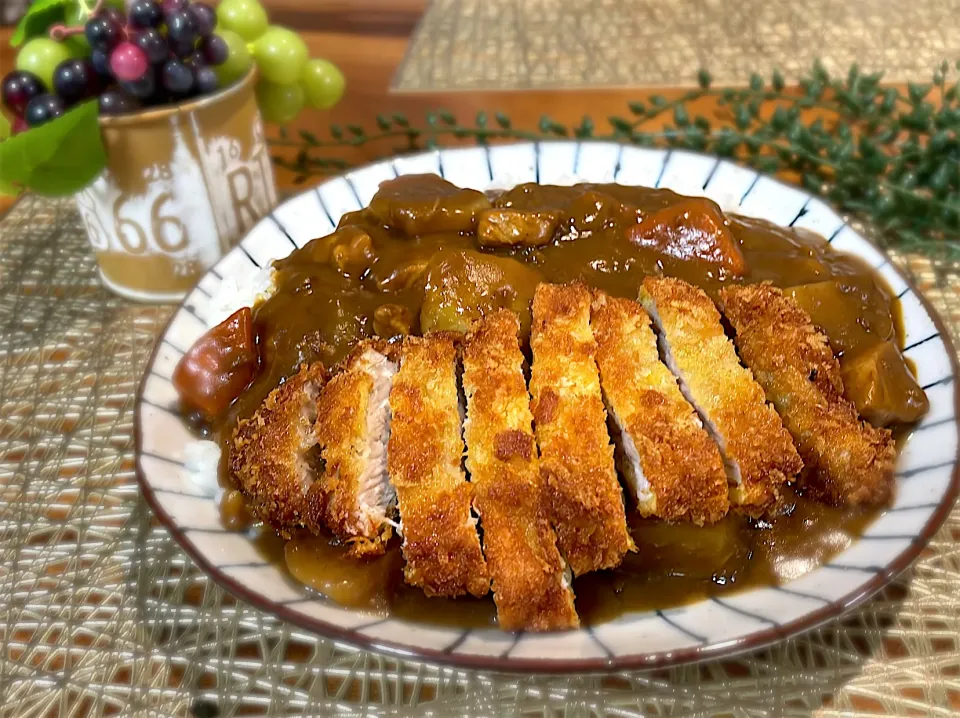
xmin=183 ymin=440 xmax=221 ymax=497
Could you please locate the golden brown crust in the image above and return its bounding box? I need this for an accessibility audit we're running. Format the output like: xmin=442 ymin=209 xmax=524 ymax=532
xmin=718 ymin=283 xmax=895 ymax=506
xmin=462 ymin=310 xmax=579 ymax=631
xmin=640 ymin=277 xmax=802 ymax=514
xmin=591 ymin=292 xmax=729 ymax=524
xmin=387 ymin=334 xmax=490 ymax=597
xmin=529 ymin=283 xmax=634 ymax=576
xmin=230 ymin=363 xmax=327 ymax=538
xmin=306 ymin=341 xmax=396 ymax=558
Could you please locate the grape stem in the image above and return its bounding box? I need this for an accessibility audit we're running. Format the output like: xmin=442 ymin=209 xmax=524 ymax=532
xmin=48 ymin=0 xmax=105 ymax=40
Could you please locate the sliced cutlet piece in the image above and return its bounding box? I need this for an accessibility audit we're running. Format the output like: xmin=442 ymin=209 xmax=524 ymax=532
xmin=530 ymin=282 xmax=634 ymax=576
xmin=388 ymin=333 xmax=490 ymax=598
xmin=591 ymin=292 xmax=729 ymax=524
xmin=463 ymin=310 xmax=579 ymax=631
xmin=231 ymin=362 xmax=327 ymax=538
xmin=718 ymin=283 xmax=895 ymax=506
xmin=639 ymin=277 xmax=802 ymax=514
xmin=307 ymin=341 xmax=399 ymax=557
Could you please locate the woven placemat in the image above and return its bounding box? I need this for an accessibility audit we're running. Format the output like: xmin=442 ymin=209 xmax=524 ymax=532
xmin=393 ymin=0 xmax=959 ymax=91
xmin=0 ymin=194 xmax=958 ymax=716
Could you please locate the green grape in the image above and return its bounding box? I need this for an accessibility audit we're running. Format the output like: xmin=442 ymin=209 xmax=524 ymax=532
xmin=217 ymin=0 xmax=269 ymax=42
xmin=214 ymin=30 xmax=254 ymax=86
xmin=15 ymin=38 xmax=73 ymax=91
xmin=256 ymin=79 xmax=304 ymax=124
xmin=251 ymin=26 xmax=308 ymax=85
xmin=300 ymin=58 xmax=345 ymax=110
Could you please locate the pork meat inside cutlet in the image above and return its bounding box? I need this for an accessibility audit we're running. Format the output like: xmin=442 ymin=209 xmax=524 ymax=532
xmin=591 ymin=292 xmax=729 ymax=524
xmin=307 ymin=341 xmax=399 ymax=557
xmin=530 ymin=283 xmax=634 ymax=576
xmin=387 ymin=333 xmax=490 ymax=598
xmin=462 ymin=310 xmax=579 ymax=631
xmin=639 ymin=277 xmax=802 ymax=515
xmin=231 ymin=362 xmax=327 ymax=538
xmin=718 ymin=283 xmax=896 ymax=506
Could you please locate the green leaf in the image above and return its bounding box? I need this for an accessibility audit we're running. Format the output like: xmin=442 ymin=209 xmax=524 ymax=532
xmin=608 ymin=116 xmax=633 ymax=134
xmin=907 ymin=83 xmax=930 ymax=105
xmin=347 ymin=124 xmax=365 ymax=137
xmin=697 ymin=69 xmax=712 ymax=89
xmin=650 ymin=95 xmax=666 ymax=107
xmin=0 ymin=100 xmax=105 ymax=196
xmin=673 ymin=105 xmax=689 ymax=126
xmin=391 ymin=113 xmax=409 ymax=127
xmin=439 ymin=111 xmax=456 ymax=125
xmin=574 ymin=116 xmax=594 ymax=138
xmin=376 ymin=114 xmax=390 ymax=131
xmin=475 ymin=110 xmax=487 ymax=128
xmin=494 ymin=112 xmax=511 ymax=129
xmin=12 ymin=0 xmax=73 ymax=46
xmin=772 ymin=70 xmax=785 ymax=91
xmin=330 ymin=124 xmax=343 ymax=139
xmin=628 ymin=101 xmax=646 ymax=115
xmin=299 ymin=129 xmax=319 ymax=145
xmin=749 ymin=73 xmax=763 ymax=91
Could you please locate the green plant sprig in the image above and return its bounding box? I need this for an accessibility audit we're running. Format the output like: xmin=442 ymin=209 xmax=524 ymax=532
xmin=271 ymin=60 xmax=960 ymax=259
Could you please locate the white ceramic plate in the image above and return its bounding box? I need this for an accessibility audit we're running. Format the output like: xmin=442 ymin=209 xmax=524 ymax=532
xmin=135 ymin=142 xmax=959 ymax=673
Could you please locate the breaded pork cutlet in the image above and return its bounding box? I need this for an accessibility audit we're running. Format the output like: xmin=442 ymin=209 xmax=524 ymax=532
xmin=718 ymin=283 xmax=896 ymax=506
xmin=640 ymin=277 xmax=802 ymax=514
xmin=462 ymin=311 xmax=579 ymax=631
xmin=530 ymin=283 xmax=634 ymax=576
xmin=231 ymin=362 xmax=327 ymax=537
xmin=388 ymin=334 xmax=490 ymax=598
xmin=591 ymin=293 xmax=729 ymax=524
xmin=307 ymin=341 xmax=399 ymax=557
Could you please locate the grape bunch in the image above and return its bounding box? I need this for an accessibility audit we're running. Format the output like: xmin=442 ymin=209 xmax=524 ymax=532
xmin=1 ymin=0 xmax=344 ymax=131
xmin=215 ymin=0 xmax=345 ymax=124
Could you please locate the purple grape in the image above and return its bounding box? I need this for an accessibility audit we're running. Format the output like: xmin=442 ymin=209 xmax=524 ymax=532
xmin=85 ymin=15 xmax=123 ymax=52
xmin=121 ymin=71 xmax=156 ymax=99
xmin=166 ymin=10 xmax=198 ymax=54
xmin=2 ymin=70 xmax=43 ymax=116
xmin=129 ymin=0 xmax=163 ymax=28
xmin=193 ymin=65 xmax=219 ymax=95
xmin=102 ymin=7 xmax=126 ymax=26
xmin=99 ymin=89 xmax=140 ymax=115
xmin=161 ymin=0 xmax=189 ymax=17
xmin=189 ymin=3 xmax=217 ymax=36
xmin=133 ymin=28 xmax=170 ymax=65
xmin=200 ymin=35 xmax=228 ymax=65
xmin=25 ymin=93 xmax=65 ymax=127
xmin=52 ymin=59 xmax=102 ymax=105
xmin=162 ymin=59 xmax=194 ymax=94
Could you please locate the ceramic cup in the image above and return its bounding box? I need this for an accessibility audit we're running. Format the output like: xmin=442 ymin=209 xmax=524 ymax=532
xmin=74 ymin=69 xmax=277 ymax=302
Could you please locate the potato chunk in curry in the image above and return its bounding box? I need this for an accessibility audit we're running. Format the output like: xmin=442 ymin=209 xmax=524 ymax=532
xmin=476 ymin=208 xmax=559 ymax=247
xmin=420 ymin=249 xmax=545 ymax=338
xmin=369 ymin=174 xmax=490 ymax=235
xmin=840 ymin=340 xmax=929 ymax=426
xmin=785 ymin=276 xmax=895 ymax=355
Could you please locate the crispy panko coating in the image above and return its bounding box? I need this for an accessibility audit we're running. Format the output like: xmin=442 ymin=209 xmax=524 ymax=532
xmin=591 ymin=292 xmax=729 ymax=524
xmin=718 ymin=283 xmax=896 ymax=506
xmin=462 ymin=310 xmax=579 ymax=631
xmin=230 ymin=362 xmax=327 ymax=538
xmin=640 ymin=277 xmax=802 ymax=514
xmin=387 ymin=334 xmax=490 ymax=597
xmin=530 ymin=283 xmax=634 ymax=576
xmin=307 ymin=341 xmax=399 ymax=558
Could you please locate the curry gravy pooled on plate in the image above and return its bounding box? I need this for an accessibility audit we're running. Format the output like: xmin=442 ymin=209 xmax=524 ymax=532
xmin=172 ymin=174 xmax=929 ymax=630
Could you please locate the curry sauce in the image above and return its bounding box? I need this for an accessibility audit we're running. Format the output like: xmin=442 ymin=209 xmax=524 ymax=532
xmin=207 ymin=175 xmax=926 ymax=627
